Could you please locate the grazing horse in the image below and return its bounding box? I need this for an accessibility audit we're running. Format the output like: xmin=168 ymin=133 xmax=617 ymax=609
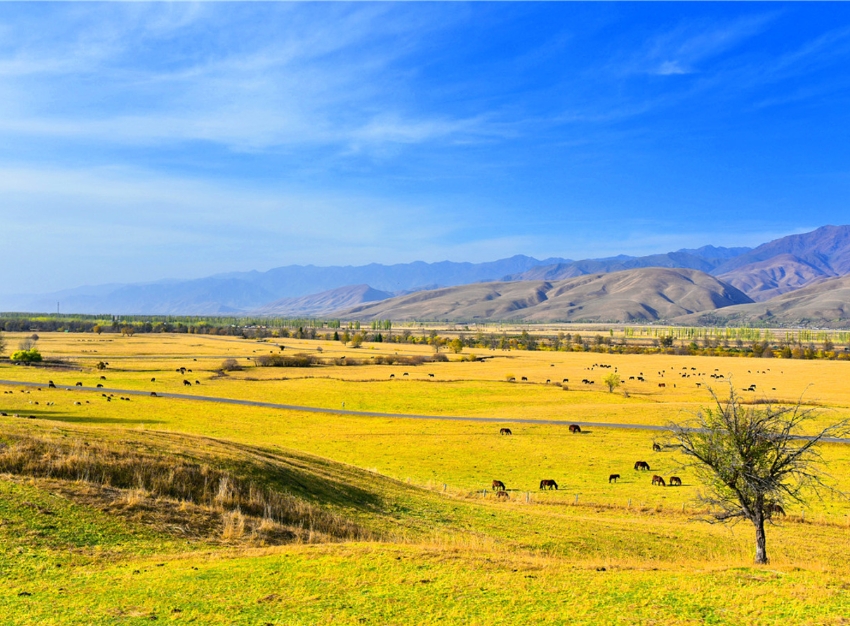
xmin=651 ymin=475 xmax=666 ymax=486
xmin=569 ymin=424 xmax=581 ymax=433
xmin=75 ymin=382 xmax=83 ymax=387
xmin=652 ymin=443 xmax=662 ymax=452
xmin=100 ymin=376 xmax=106 ymax=380
xmin=492 ymin=480 xmax=506 ymax=491
xmin=609 ymin=474 xmax=620 ymax=483
xmin=151 ymin=378 xmax=156 ymax=382
xmin=669 ymin=476 xmax=682 ymax=486
xmin=183 ymin=380 xmax=192 ymax=386
xmin=634 ymin=461 xmax=650 ymax=471
xmin=521 ymin=376 xmax=528 ymax=381
xmin=150 ymin=392 xmax=158 ymax=397
xmin=496 ymin=491 xmax=509 ymax=500
xmin=499 ymin=428 xmax=512 ymax=435
xmin=768 ymin=504 xmax=786 ymax=517
xmin=96 ymin=383 xmax=103 ymax=388
xmin=429 ymin=373 xmax=435 ymax=378
xmin=539 ymin=479 xmax=558 ymax=490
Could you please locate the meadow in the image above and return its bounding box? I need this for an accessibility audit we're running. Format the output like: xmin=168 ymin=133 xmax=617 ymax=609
xmin=2 ymin=331 xmax=850 ymax=623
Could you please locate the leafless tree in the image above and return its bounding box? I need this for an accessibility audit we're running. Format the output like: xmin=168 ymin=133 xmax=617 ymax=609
xmin=668 ymin=385 xmax=847 ymax=564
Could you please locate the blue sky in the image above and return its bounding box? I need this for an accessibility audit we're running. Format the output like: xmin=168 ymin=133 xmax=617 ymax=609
xmin=2 ymin=2 xmax=850 ymax=295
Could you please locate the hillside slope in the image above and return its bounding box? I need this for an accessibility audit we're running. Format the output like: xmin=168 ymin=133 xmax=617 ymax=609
xmin=252 ymin=284 xmax=394 ymax=317
xmin=336 ymin=268 xmax=752 ymax=322
xmin=714 ymin=225 xmax=850 ymax=301
xmin=674 ymin=274 xmax=850 ymax=328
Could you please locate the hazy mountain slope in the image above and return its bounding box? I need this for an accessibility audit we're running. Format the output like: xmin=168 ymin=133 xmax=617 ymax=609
xmin=674 ymin=275 xmax=850 ymax=328
xmin=6 ymin=255 xmax=566 ymax=315
xmin=336 ymin=268 xmax=753 ymax=322
xmin=252 ymin=284 xmax=394 ymax=317
xmin=509 ymin=246 xmax=750 ymax=281
xmin=713 ymin=225 xmax=850 ymax=301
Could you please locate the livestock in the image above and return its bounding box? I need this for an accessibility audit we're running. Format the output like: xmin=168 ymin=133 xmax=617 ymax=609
xmin=652 ymin=443 xmax=662 ymax=452
xmin=568 ymin=424 xmax=581 ymax=433
xmin=75 ymin=382 xmax=82 ymax=387
xmin=521 ymin=376 xmax=528 ymax=382
xmin=651 ymin=475 xmax=666 ymax=486
xmin=658 ymin=383 xmax=666 ymax=388
xmin=496 ymin=491 xmax=510 ymax=500
xmin=183 ymin=380 xmax=192 ymax=386
xmin=390 ymin=374 xmax=395 ymax=378
xmin=634 ymin=461 xmax=650 ymax=471
xmin=48 ymin=381 xmax=56 ymax=388
xmin=100 ymin=376 xmax=106 ymax=380
xmin=608 ymin=474 xmax=620 ymax=483
xmin=150 ymin=392 xmax=158 ymax=397
xmin=669 ymin=476 xmax=682 ymax=486
xmin=492 ymin=480 xmax=506 ymax=491
xmin=429 ymin=374 xmax=435 ymax=378
xmin=403 ymin=373 xmax=409 ymax=377
xmin=499 ymin=428 xmax=512 ymax=436
xmin=96 ymin=384 xmax=103 ymax=388
xmin=539 ymin=479 xmax=558 ymax=490
xmin=151 ymin=378 xmax=156 ymax=382
xmin=562 ymin=378 xmax=569 ymax=383
xmin=768 ymin=504 xmax=786 ymax=517
xmin=195 ymin=380 xmax=200 ymax=385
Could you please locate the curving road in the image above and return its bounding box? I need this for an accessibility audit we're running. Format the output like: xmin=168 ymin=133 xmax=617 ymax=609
xmin=2 ymin=378 xmax=849 ymax=443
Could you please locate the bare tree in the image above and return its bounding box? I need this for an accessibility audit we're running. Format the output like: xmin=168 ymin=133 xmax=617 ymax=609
xmin=669 ymin=385 xmax=847 ymax=564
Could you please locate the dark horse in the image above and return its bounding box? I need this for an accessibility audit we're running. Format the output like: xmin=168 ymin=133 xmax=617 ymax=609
xmin=668 ymin=476 xmax=682 ymax=486
xmin=608 ymin=474 xmax=620 ymax=483
xmin=634 ymin=461 xmax=650 ymax=471
xmin=492 ymin=480 xmax=506 ymax=491
xmin=539 ymin=479 xmax=558 ymax=490
xmin=651 ymin=475 xmax=666 ymax=486
xmin=496 ymin=491 xmax=510 ymax=500
xmin=652 ymin=443 xmax=662 ymax=452
xmin=768 ymin=503 xmax=786 ymax=517
xmin=569 ymin=424 xmax=581 ymax=433
xmin=499 ymin=428 xmax=512 ymax=435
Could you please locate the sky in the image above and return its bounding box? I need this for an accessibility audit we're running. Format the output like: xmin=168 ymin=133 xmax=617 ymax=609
xmin=2 ymin=2 xmax=850 ymax=296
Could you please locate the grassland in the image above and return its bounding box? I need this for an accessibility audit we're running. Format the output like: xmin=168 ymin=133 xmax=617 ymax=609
xmin=2 ymin=331 xmax=850 ymax=623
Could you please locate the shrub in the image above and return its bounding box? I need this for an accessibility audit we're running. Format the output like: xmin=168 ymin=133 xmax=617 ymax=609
xmin=10 ymin=349 xmax=42 ymax=363
xmin=254 ymin=353 xmax=315 ymax=367
xmin=221 ymin=358 xmax=243 ymax=371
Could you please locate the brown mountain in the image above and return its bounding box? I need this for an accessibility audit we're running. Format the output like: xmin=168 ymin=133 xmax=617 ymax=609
xmin=674 ymin=275 xmax=850 ymax=328
xmin=252 ymin=284 xmax=393 ymax=317
xmin=335 ymin=268 xmax=752 ymax=322
xmin=714 ymin=225 xmax=850 ymax=301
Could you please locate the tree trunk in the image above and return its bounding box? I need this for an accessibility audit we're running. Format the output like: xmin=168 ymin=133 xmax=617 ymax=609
xmin=753 ymin=512 xmax=768 ymax=564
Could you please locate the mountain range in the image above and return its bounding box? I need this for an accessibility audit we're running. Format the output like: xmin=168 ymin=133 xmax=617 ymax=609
xmin=4 ymin=225 xmax=850 ymax=326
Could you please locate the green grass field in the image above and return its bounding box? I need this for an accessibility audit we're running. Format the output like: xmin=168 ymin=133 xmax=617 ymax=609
xmin=2 ymin=332 xmax=850 ymax=623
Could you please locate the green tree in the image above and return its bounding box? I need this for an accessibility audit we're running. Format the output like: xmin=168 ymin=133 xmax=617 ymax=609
xmin=449 ymin=338 xmax=464 ymax=354
xmin=669 ymin=386 xmax=847 ymax=564
xmin=0 ymin=331 xmax=5 ymax=356
xmin=602 ymin=373 xmax=621 ymax=393
xmin=350 ymin=333 xmax=364 ymax=348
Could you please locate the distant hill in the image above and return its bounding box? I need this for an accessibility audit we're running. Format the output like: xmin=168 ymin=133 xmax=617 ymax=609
xmin=714 ymin=225 xmax=850 ymax=301
xmin=335 ymin=268 xmax=753 ymax=323
xmin=252 ymin=284 xmax=394 ymax=317
xmin=674 ymin=274 xmax=850 ymax=328
xmin=7 ymin=255 xmax=566 ymax=315
xmin=507 ymin=246 xmax=751 ymax=281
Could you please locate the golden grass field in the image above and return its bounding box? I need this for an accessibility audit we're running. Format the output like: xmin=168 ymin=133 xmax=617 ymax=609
xmin=2 ymin=331 xmax=850 ymax=624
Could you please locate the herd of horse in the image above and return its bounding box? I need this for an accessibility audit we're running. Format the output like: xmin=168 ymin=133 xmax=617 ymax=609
xmin=493 ymin=428 xmax=686 ymax=495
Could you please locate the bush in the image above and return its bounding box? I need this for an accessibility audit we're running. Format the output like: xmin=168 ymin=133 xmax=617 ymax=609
xmin=221 ymin=358 xmax=243 ymax=371
xmin=10 ymin=349 xmax=42 ymax=363
xmin=254 ymin=353 xmax=315 ymax=368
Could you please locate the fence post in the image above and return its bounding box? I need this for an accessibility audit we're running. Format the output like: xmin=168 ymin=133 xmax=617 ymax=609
xmin=526 ymin=492 xmax=530 ymax=503
xmin=443 ymin=483 xmax=447 ymax=492
xmin=574 ymin=494 xmax=579 ymax=505
xmin=628 ymin=498 xmax=631 ymax=509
